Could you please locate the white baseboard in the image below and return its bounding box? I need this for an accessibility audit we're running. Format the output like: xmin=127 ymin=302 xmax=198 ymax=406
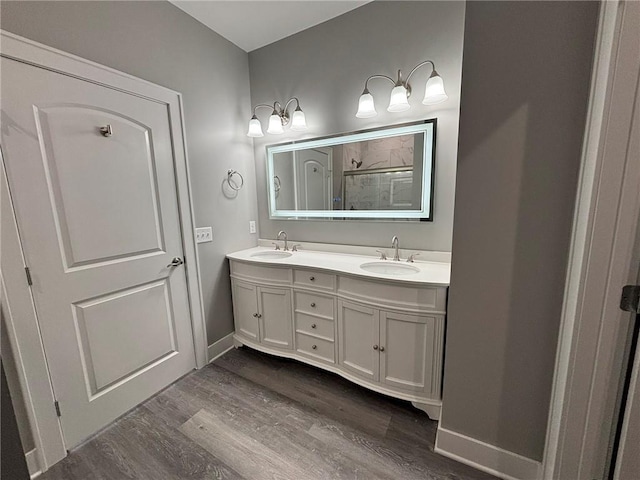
xmin=25 ymin=448 xmax=41 ymax=479
xmin=435 ymin=426 xmax=541 ymax=480
xmin=207 ymin=332 xmax=235 ymax=363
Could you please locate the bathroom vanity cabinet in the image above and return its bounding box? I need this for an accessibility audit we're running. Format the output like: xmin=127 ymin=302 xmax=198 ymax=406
xmin=228 ymin=252 xmax=447 ymax=419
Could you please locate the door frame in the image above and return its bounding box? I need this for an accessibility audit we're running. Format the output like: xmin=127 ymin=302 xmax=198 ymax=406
xmin=0 ymin=30 xmax=208 ymax=472
xmin=542 ymin=1 xmax=640 ymax=479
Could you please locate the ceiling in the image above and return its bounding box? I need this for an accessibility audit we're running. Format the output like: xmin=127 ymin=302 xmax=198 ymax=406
xmin=169 ymin=1 xmax=371 ymax=52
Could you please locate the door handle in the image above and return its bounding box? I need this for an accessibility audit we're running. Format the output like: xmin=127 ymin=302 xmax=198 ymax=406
xmin=167 ymin=257 xmax=184 ymax=268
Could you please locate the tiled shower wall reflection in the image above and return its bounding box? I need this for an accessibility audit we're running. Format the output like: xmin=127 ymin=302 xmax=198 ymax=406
xmin=343 ymin=135 xmax=415 ymax=171
xmin=342 ymin=135 xmax=416 ymax=210
xmin=344 ymin=170 xmax=414 ymax=210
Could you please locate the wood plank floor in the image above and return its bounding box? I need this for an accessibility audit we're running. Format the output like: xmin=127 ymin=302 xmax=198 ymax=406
xmin=40 ymin=347 xmax=496 ymax=480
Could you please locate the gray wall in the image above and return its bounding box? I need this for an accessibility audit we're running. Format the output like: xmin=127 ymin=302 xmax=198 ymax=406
xmin=441 ymin=1 xmax=599 ymax=461
xmin=248 ymin=1 xmax=466 ymax=251
xmin=1 ymin=0 xmax=258 ymax=346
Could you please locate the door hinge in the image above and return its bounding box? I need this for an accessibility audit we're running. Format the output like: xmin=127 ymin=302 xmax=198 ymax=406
xmin=620 ymin=285 xmax=640 ymax=313
xmin=25 ymin=267 xmax=33 ymax=286
xmin=54 ymin=401 xmax=61 ymax=417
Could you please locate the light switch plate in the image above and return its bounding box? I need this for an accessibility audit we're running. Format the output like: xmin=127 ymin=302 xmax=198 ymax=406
xmin=195 ymin=227 xmax=213 ymax=243
xmin=249 ymin=221 xmax=256 ymax=234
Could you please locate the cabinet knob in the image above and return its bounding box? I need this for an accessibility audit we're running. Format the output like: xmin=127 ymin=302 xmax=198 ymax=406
xmin=312 ymin=345 xmax=317 ymax=350
xmin=380 ymin=346 xmax=385 ymax=352
xmin=253 ymin=313 xmax=258 ymax=318
xmin=310 ymin=302 xmax=316 ymax=307
xmin=311 ymin=324 xmax=317 ymax=329
xmin=258 ymin=314 xmax=262 ymax=318
xmin=309 ymin=276 xmax=315 ymax=281
xmin=373 ymin=345 xmax=378 ymax=350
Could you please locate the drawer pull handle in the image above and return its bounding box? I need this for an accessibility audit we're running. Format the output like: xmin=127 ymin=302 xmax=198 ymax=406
xmin=311 ymin=324 xmax=317 ymax=329
xmin=310 ymin=302 xmax=316 ymax=307
xmin=373 ymin=345 xmax=378 ymax=350
xmin=312 ymin=345 xmax=317 ymax=350
xmin=309 ymin=276 xmax=315 ymax=281
xmin=380 ymin=346 xmax=385 ymax=352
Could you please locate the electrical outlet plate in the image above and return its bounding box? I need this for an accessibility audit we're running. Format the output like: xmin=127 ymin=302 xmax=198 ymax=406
xmin=195 ymin=227 xmax=213 ymax=243
xmin=249 ymin=221 xmax=256 ymax=234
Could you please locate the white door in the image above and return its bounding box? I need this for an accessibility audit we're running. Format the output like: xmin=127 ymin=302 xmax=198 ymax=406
xmin=380 ymin=311 xmax=433 ymax=395
xmin=232 ymin=280 xmax=259 ymax=341
xmin=258 ymin=287 xmax=293 ymax=349
xmin=338 ymin=300 xmax=379 ymax=381
xmin=294 ymin=148 xmax=332 ymax=210
xmin=1 ymin=57 xmax=196 ymax=447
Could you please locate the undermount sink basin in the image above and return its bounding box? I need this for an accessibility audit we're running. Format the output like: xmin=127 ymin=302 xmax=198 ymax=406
xmin=250 ymin=250 xmax=292 ymax=259
xmin=360 ymin=261 xmax=420 ymax=275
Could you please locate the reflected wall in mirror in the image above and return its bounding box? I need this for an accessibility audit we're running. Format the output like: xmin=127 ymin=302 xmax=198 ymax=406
xmin=267 ymin=120 xmax=436 ymax=220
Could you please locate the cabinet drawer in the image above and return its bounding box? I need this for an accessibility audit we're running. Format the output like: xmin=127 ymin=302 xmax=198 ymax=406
xmin=338 ymin=276 xmax=446 ymax=313
xmin=296 ymin=333 xmax=335 ymax=364
xmin=230 ymin=261 xmax=291 ymax=285
xmin=294 ymin=291 xmax=335 ymax=319
xmin=295 ymin=312 xmax=334 ymax=340
xmin=294 ymin=269 xmax=335 ymax=291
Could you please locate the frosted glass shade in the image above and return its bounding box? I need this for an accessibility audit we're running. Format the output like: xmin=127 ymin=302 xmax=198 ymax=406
xmin=387 ymin=85 xmax=410 ymax=112
xmin=246 ymin=117 xmax=264 ymax=137
xmin=267 ymin=113 xmax=284 ymax=134
xmin=290 ymin=108 xmax=307 ymax=131
xmin=422 ymin=74 xmax=448 ymax=105
xmin=356 ymin=93 xmax=377 ymax=118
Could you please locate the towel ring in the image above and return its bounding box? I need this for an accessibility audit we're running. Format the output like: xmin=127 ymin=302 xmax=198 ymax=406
xmin=274 ymin=175 xmax=281 ymax=192
xmin=226 ymin=169 xmax=244 ymax=191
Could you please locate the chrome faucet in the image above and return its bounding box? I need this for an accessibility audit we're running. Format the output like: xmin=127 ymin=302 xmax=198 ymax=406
xmin=277 ymin=230 xmax=289 ymax=251
xmin=391 ymin=236 xmax=400 ymax=261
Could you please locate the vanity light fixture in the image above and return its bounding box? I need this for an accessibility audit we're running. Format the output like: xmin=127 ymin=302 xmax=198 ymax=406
xmin=246 ymin=97 xmax=307 ymax=137
xmin=356 ymin=60 xmax=448 ymax=118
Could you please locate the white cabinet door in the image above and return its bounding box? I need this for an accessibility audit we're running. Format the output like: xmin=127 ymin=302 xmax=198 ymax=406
xmin=232 ymin=281 xmax=259 ymax=341
xmin=258 ymin=287 xmax=293 ymax=350
xmin=380 ymin=311 xmax=436 ymax=395
xmin=1 ymin=57 xmax=196 ymax=448
xmin=338 ymin=300 xmax=380 ymax=381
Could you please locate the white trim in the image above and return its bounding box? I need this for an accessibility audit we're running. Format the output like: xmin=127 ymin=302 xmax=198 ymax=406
xmin=435 ymin=427 xmax=541 ymax=480
xmin=207 ymin=333 xmax=235 ymax=363
xmin=1 ymin=159 xmax=67 ymax=469
xmin=25 ymin=449 xmax=41 ymax=479
xmin=0 ymin=30 xmax=208 ymax=470
xmin=543 ymin=1 xmax=640 ymax=479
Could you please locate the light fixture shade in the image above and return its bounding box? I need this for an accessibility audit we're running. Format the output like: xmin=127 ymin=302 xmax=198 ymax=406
xmin=290 ymin=108 xmax=307 ymax=131
xmin=387 ymin=85 xmax=410 ymax=112
xmin=267 ymin=113 xmax=284 ymax=134
xmin=356 ymin=92 xmax=377 ymax=118
xmin=246 ymin=116 xmax=264 ymax=137
xmin=422 ymin=74 xmax=448 ymax=105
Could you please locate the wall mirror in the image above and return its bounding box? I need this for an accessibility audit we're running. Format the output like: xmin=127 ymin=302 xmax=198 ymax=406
xmin=266 ymin=120 xmax=436 ymax=220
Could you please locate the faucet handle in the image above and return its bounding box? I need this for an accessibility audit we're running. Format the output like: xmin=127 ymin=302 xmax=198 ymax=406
xmin=271 ymin=242 xmax=281 ymax=251
xmin=376 ymin=249 xmax=388 ymax=260
xmin=291 ymin=244 xmax=301 ymax=252
xmin=406 ymin=253 xmax=421 ymax=263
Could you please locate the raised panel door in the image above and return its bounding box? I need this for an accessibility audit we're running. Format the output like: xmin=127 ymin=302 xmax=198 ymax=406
xmin=380 ymin=311 xmax=435 ymax=394
xmin=338 ymin=300 xmax=379 ymax=381
xmin=1 ymin=57 xmax=195 ymax=447
xmin=232 ymin=280 xmax=259 ymax=341
xmin=258 ymin=287 xmax=293 ymax=350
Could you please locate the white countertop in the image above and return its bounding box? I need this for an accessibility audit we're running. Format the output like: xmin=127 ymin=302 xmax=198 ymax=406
xmin=226 ymin=246 xmax=451 ymax=287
